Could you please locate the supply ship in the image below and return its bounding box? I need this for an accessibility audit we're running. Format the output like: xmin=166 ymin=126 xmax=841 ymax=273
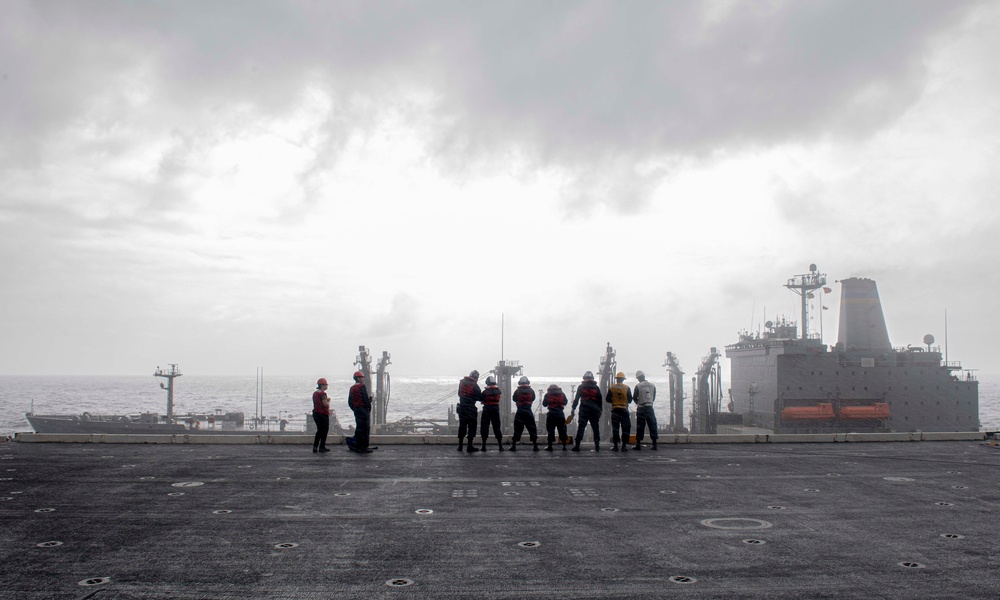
xmin=725 ymin=265 xmax=979 ymax=434
xmin=23 ymin=365 xmax=335 ymax=436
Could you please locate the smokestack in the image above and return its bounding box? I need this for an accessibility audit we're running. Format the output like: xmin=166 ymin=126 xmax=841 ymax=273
xmin=837 ymin=278 xmax=892 ymax=351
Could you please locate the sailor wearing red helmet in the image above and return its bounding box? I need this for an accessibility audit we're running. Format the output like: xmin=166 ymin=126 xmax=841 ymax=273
xmin=348 ymin=370 xmax=374 ymax=453
xmin=312 ymin=377 xmax=331 ymax=453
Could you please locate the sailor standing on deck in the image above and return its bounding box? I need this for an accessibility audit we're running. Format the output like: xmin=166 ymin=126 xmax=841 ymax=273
xmin=509 ymin=376 xmax=540 ymax=451
xmin=457 ymin=370 xmax=483 ymax=453
xmin=571 ymin=371 xmax=603 ymax=452
xmin=479 ymin=376 xmax=505 ymax=452
xmin=607 ymin=372 xmax=633 ymax=452
xmin=632 ymin=370 xmax=658 ymax=451
xmin=348 ymin=371 xmax=374 ymax=453
xmin=312 ymin=378 xmax=331 ymax=453
xmin=542 ymin=384 xmax=569 ymax=451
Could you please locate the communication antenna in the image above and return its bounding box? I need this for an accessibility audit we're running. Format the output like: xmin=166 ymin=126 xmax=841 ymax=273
xmin=945 ymin=310 xmax=949 ymax=365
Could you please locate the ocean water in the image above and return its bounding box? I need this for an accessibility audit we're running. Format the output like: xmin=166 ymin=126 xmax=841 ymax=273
xmin=1 ymin=374 xmax=997 ymax=437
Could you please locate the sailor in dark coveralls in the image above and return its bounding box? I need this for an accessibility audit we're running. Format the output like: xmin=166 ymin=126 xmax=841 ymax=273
xmin=606 ymin=371 xmax=633 ymax=452
xmin=571 ymin=371 xmax=604 ymax=452
xmin=348 ymin=370 xmax=373 ymax=453
xmin=457 ymin=370 xmax=483 ymax=453
xmin=632 ymin=370 xmax=658 ymax=450
xmin=542 ymin=384 xmax=569 ymax=451
xmin=508 ymin=376 xmax=539 ymax=451
xmin=479 ymin=375 xmax=505 ymax=452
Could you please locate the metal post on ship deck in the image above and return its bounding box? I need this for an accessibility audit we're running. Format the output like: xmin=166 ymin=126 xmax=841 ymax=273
xmin=155 ymin=364 xmax=182 ymax=421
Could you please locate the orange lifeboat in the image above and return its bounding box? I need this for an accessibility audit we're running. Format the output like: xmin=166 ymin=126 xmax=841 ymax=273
xmin=780 ymin=403 xmax=835 ymax=421
xmin=837 ymin=403 xmax=890 ymax=420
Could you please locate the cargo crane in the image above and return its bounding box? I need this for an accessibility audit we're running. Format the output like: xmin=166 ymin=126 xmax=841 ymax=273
xmin=355 ymin=346 xmax=392 ymax=433
xmin=491 ymin=360 xmax=523 ymax=433
xmin=374 ymin=350 xmax=391 ymax=428
xmin=597 ymin=342 xmax=617 ymax=436
xmin=663 ymin=352 xmax=687 ymax=433
xmin=691 ymin=347 xmax=722 ymax=434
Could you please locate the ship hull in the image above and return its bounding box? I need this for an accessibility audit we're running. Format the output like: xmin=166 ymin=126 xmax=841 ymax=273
xmin=24 ymin=413 xmax=306 ymax=436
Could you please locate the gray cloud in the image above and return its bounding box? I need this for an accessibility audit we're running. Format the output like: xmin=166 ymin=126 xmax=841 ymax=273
xmin=2 ymin=0 xmax=982 ymax=212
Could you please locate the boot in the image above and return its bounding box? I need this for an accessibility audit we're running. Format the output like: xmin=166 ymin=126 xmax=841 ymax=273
xmin=633 ymin=443 xmax=642 ymax=451
xmin=508 ymin=441 xmax=517 ymax=452
xmin=651 ymin=441 xmax=658 ymax=451
xmin=621 ymin=441 xmax=629 ymax=453
xmin=532 ymin=441 xmax=540 ymax=452
xmin=571 ymin=442 xmax=580 ymax=452
xmin=467 ymin=440 xmax=479 ymax=453
xmin=562 ymin=443 xmax=568 ymax=451
xmin=595 ymin=436 xmax=601 ymax=452
xmin=457 ymin=440 xmax=464 ymax=452
xmin=545 ymin=444 xmax=553 ymax=451
xmin=611 ymin=444 xmax=619 ymax=452
xmin=480 ymin=441 xmax=488 ymax=452
xmin=498 ymin=440 xmax=505 ymax=452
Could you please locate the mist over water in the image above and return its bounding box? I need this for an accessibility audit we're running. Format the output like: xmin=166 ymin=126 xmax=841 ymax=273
xmin=2 ymin=374 xmax=998 ymax=437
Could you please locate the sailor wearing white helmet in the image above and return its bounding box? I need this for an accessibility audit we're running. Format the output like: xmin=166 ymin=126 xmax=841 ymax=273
xmin=457 ymin=370 xmax=484 ymax=453
xmin=508 ymin=376 xmax=539 ymax=451
xmin=571 ymin=371 xmax=604 ymax=452
xmin=632 ymin=370 xmax=658 ymax=450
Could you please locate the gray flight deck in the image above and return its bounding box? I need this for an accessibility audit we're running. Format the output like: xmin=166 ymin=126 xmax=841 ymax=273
xmin=2 ymin=436 xmax=1000 ymax=599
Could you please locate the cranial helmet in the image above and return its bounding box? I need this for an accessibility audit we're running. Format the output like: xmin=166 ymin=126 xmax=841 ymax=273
xmin=635 ymin=370 xmax=646 ymax=380
xmin=616 ymin=371 xmax=626 ymax=380
xmin=469 ymin=370 xmax=480 ymax=380
xmin=353 ymin=371 xmax=364 ymax=380
xmin=583 ymin=371 xmax=595 ymax=381
xmin=485 ymin=375 xmax=496 ymax=386
xmin=317 ymin=378 xmax=328 ymax=386
xmin=518 ymin=376 xmax=530 ymax=385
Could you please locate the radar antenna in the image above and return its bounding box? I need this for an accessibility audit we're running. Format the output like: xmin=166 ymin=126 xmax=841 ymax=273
xmin=784 ymin=264 xmax=827 ymax=340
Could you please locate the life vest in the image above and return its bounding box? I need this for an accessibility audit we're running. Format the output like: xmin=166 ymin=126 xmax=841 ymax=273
xmin=544 ymin=391 xmax=567 ymax=410
xmin=349 ymin=383 xmax=368 ymax=409
xmin=482 ymin=385 xmax=502 ymax=406
xmin=458 ymin=377 xmax=481 ymax=408
xmin=577 ymin=382 xmax=602 ymax=406
xmin=608 ymin=383 xmax=630 ymax=409
xmin=312 ymin=390 xmax=329 ymax=415
xmin=513 ymin=386 xmax=535 ymax=409
xmin=634 ymin=380 xmax=655 ymax=406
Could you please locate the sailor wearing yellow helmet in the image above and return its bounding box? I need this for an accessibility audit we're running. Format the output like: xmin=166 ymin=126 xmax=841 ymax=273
xmin=606 ymin=371 xmax=634 ymax=452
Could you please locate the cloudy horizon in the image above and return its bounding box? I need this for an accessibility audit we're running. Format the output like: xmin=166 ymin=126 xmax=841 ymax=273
xmin=2 ymin=1 xmax=998 ymax=379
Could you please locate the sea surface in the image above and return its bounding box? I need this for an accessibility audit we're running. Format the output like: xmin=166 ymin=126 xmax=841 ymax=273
xmin=1 ymin=374 xmax=997 ymax=437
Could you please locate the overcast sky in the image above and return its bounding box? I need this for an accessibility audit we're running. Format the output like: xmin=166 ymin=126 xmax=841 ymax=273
xmin=2 ymin=0 xmax=998 ymax=380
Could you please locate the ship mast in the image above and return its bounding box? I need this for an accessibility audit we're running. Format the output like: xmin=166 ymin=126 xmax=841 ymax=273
xmin=154 ymin=364 xmax=182 ymax=420
xmin=784 ymin=264 xmax=827 ymax=340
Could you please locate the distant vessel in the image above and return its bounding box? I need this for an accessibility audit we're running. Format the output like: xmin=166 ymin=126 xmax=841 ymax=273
xmin=724 ymin=265 xmax=979 ymax=433
xmin=25 ymin=365 xmax=326 ymax=435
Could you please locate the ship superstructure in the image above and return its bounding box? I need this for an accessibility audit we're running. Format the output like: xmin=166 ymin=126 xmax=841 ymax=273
xmin=726 ymin=266 xmax=979 ymax=433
